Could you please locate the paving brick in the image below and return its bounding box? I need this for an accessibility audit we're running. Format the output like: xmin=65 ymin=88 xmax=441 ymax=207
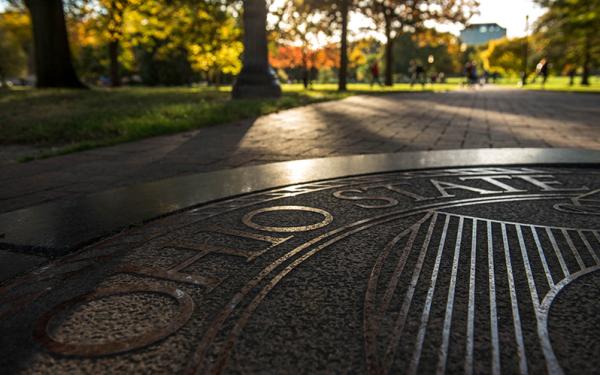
xmin=1 ymin=87 xmax=599 ymax=213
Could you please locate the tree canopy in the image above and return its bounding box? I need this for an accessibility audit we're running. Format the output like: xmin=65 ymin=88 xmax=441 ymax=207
xmin=3 ymin=0 xmax=595 ymax=90
xmin=360 ymin=0 xmax=478 ymax=85
xmin=533 ymin=0 xmax=600 ymax=84
xmin=0 ymin=10 xmax=30 ymax=85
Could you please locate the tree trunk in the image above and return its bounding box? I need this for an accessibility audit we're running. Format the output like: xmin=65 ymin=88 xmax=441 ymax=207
xmin=302 ymin=46 xmax=310 ymax=89
xmin=302 ymin=66 xmax=309 ymax=89
xmin=384 ymin=16 xmax=393 ymax=86
xmin=521 ymin=35 xmax=528 ymax=86
xmin=109 ymin=40 xmax=121 ymax=87
xmin=232 ymin=0 xmax=281 ymax=99
xmin=338 ymin=0 xmax=349 ymax=92
xmin=24 ymin=0 xmax=84 ymax=88
xmin=581 ymin=34 xmax=591 ymax=86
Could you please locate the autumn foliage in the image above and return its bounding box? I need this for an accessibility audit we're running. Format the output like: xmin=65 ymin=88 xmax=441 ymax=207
xmin=270 ymin=44 xmax=339 ymax=70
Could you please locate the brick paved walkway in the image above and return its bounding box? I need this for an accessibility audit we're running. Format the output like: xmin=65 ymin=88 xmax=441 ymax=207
xmin=1 ymin=87 xmax=599 ymax=213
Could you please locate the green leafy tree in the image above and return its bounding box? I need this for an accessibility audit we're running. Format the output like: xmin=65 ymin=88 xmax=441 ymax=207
xmin=534 ymin=0 xmax=600 ymax=85
xmin=100 ymin=0 xmax=141 ymax=87
xmin=0 ymin=9 xmax=31 ymax=85
xmin=480 ymin=37 xmax=528 ymax=77
xmin=186 ymin=6 xmax=243 ymax=85
xmin=0 ymin=27 xmax=26 ymax=86
xmin=67 ymin=0 xmax=143 ymax=86
xmin=65 ymin=0 xmax=242 ymax=85
xmin=391 ymin=29 xmax=463 ymax=78
xmin=128 ymin=1 xmax=241 ymax=84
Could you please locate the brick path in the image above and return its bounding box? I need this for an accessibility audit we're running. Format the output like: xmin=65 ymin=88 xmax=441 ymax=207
xmin=1 ymin=87 xmax=599 ymax=213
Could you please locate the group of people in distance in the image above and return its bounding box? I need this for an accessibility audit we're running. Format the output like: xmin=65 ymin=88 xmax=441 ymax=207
xmin=463 ymin=61 xmax=498 ymax=86
xmin=368 ymin=57 xmax=559 ymax=88
xmin=368 ymin=59 xmax=445 ymax=87
xmin=465 ymin=58 xmax=550 ymax=88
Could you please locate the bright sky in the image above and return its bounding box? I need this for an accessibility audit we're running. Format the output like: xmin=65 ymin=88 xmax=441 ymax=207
xmin=433 ymin=0 xmax=546 ymax=38
xmin=274 ymin=0 xmax=548 ymax=47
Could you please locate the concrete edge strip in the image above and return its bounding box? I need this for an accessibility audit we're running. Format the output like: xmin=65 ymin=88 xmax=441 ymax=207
xmin=1 ymin=148 xmax=599 ymax=259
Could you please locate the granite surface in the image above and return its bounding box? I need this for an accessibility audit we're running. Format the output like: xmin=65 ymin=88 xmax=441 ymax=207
xmin=0 ymin=166 xmax=599 ymax=374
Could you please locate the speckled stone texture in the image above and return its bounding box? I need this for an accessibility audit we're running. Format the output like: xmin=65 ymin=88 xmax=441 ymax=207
xmin=0 ymin=166 xmax=598 ymax=374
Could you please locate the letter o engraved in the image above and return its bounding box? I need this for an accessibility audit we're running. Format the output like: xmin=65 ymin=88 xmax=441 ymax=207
xmin=242 ymin=206 xmax=333 ymax=232
xmin=33 ymin=285 xmax=194 ymax=357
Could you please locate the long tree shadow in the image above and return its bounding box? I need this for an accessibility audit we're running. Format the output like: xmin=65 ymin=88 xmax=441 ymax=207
xmin=306 ymin=89 xmax=599 ymax=154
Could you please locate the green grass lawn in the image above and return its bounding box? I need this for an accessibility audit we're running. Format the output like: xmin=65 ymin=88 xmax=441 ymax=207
xmin=282 ymin=81 xmax=460 ymax=93
xmin=0 ymin=82 xmax=457 ymax=160
xmin=494 ymin=75 xmax=600 ymax=93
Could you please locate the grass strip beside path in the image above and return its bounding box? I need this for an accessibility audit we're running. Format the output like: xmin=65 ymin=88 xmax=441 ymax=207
xmin=0 ymin=83 xmax=456 ymax=161
xmin=494 ymin=76 xmax=600 ymax=93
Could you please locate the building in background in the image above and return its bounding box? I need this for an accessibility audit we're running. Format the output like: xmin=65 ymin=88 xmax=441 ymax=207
xmin=460 ymin=23 xmax=507 ymax=46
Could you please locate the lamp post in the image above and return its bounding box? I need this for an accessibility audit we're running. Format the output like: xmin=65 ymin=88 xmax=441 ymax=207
xmin=232 ymin=0 xmax=281 ymax=99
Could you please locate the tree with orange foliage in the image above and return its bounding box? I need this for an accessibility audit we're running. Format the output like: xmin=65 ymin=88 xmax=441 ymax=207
xmin=270 ymin=44 xmax=339 ymax=69
xmin=271 ymin=0 xmax=329 ymax=88
xmin=361 ymin=0 xmax=477 ymax=86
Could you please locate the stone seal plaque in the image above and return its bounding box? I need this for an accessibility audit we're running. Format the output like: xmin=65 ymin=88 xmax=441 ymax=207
xmin=0 ymin=163 xmax=599 ymax=374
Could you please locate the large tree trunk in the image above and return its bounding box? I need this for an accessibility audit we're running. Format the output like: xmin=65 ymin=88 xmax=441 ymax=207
xmin=108 ymin=40 xmax=121 ymax=87
xmin=338 ymin=0 xmax=349 ymax=92
xmin=581 ymin=34 xmax=591 ymax=86
xmin=232 ymin=0 xmax=281 ymax=99
xmin=24 ymin=0 xmax=84 ymax=88
xmin=384 ymin=16 xmax=393 ymax=86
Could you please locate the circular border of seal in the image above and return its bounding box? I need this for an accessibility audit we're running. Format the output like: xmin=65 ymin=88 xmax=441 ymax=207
xmin=32 ymin=285 xmax=194 ymax=357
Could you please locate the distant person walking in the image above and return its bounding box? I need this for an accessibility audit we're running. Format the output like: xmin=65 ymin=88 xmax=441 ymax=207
xmin=532 ymin=58 xmax=549 ymax=87
xmin=410 ymin=60 xmax=426 ymax=88
xmin=566 ymin=65 xmax=577 ymax=86
xmin=482 ymin=69 xmax=490 ymax=84
xmin=491 ymin=71 xmax=499 ymax=84
xmin=370 ymin=61 xmax=383 ymax=87
xmin=464 ymin=61 xmax=478 ymax=86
